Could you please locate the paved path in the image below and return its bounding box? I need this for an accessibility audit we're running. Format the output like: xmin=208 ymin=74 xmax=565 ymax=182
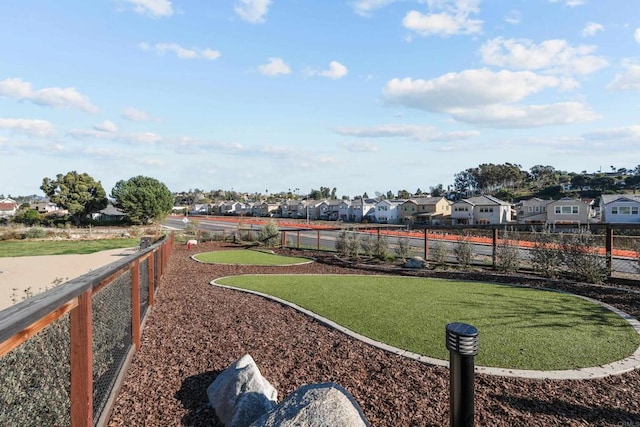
xmin=0 ymin=248 xmax=136 ymax=311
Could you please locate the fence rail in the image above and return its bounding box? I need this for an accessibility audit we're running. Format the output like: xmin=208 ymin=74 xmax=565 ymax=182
xmin=0 ymin=233 xmax=173 ymax=427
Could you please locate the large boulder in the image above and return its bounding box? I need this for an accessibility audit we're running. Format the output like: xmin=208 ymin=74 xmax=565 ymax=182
xmin=404 ymin=256 xmax=427 ymax=269
xmin=207 ymin=354 xmax=278 ymax=427
xmin=251 ymin=382 xmax=369 ymax=427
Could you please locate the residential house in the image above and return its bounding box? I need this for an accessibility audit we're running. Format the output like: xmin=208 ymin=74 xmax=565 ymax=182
xmin=374 ymin=199 xmax=404 ymax=224
xmin=0 ymin=198 xmax=18 ymax=218
xmin=451 ymin=195 xmax=511 ymax=225
xmin=325 ymin=199 xmax=345 ymax=221
xmin=31 ymin=201 xmax=60 ymax=215
xmin=259 ymin=202 xmax=280 ymax=217
xmin=347 ymin=198 xmax=377 ymax=222
xmin=600 ymin=194 xmax=640 ymax=223
xmin=400 ymin=197 xmax=452 ymax=225
xmin=92 ymin=203 xmax=126 ymax=222
xmin=515 ymin=198 xmax=551 ymax=224
xmin=546 ymin=197 xmax=595 ymax=225
xmin=337 ymin=200 xmax=350 ymax=221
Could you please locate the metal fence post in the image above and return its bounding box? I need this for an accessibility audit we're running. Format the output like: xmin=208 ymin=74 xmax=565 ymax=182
xmin=446 ymin=322 xmax=479 ymax=427
xmin=424 ymin=228 xmax=429 ymax=261
xmin=605 ymin=226 xmax=613 ymax=279
xmin=492 ymin=228 xmax=498 ymax=270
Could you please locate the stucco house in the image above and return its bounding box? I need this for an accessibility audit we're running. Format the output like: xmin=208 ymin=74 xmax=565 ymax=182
xmin=374 ymin=199 xmax=404 ymax=224
xmin=451 ymin=195 xmax=511 ymax=225
xmin=347 ymin=198 xmax=377 ymax=222
xmin=600 ymin=194 xmax=640 ymax=223
xmin=400 ymin=197 xmax=452 ymax=225
xmin=546 ymin=197 xmax=595 ymax=225
xmin=515 ymin=198 xmax=551 ymax=224
xmin=0 ymin=198 xmax=18 ymax=218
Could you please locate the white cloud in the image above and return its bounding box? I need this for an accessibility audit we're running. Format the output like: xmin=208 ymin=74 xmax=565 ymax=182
xmin=583 ymin=125 xmax=640 ymax=140
xmin=309 ymin=61 xmax=349 ymax=79
xmin=480 ymin=37 xmax=608 ymax=75
xmin=341 ymin=141 xmax=379 ymax=152
xmin=235 ymin=0 xmax=272 ymax=24
xmin=258 ymin=57 xmax=292 ymax=76
xmin=635 ymin=28 xmax=640 ymax=44
xmin=121 ymin=107 xmax=152 ymax=122
xmin=351 ymin=0 xmax=399 ymax=16
xmin=548 ymin=0 xmax=585 ymax=6
xmin=122 ymin=0 xmax=173 ymax=17
xmin=504 ymin=10 xmax=521 ymax=25
xmin=139 ymin=42 xmax=221 ymax=60
xmin=93 ymin=120 xmax=118 ymax=133
xmin=334 ymin=124 xmax=479 ymax=142
xmin=0 ymin=118 xmax=55 ymax=137
xmin=448 ymin=102 xmax=598 ymax=128
xmin=607 ymin=61 xmax=640 ymax=91
xmin=403 ymin=0 xmax=482 ymax=37
xmin=582 ymin=22 xmax=604 ymax=37
xmin=0 ymin=78 xmax=98 ymax=112
xmin=382 ymin=69 xmax=571 ymax=112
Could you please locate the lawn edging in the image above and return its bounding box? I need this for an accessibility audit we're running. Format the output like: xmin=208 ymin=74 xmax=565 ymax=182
xmin=210 ymin=276 xmax=640 ymax=380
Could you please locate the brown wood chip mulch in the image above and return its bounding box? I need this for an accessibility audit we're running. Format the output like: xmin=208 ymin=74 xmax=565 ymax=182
xmin=107 ymin=241 xmax=640 ymax=426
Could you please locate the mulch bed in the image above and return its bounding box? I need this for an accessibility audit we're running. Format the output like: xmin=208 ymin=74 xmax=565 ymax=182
xmin=107 ymin=241 xmax=640 ymax=426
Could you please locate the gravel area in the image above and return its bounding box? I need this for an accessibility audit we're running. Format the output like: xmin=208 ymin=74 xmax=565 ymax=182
xmin=108 ymin=241 xmax=640 ymax=426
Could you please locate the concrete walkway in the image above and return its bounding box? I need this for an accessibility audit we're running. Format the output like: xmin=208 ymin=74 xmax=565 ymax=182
xmin=211 ymin=280 xmax=640 ymax=380
xmin=0 ymin=248 xmax=136 ymax=311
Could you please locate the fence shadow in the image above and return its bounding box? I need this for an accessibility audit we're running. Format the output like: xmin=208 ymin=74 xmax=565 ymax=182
xmin=490 ymin=393 xmax=640 ymax=425
xmin=175 ymin=370 xmax=223 ymax=426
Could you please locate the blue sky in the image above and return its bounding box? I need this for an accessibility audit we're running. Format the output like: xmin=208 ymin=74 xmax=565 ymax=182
xmin=1 ymin=0 xmax=638 ymax=198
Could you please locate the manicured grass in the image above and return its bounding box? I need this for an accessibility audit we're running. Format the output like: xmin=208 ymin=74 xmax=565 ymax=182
xmin=194 ymin=250 xmax=311 ymax=266
xmin=0 ymin=238 xmax=139 ymax=258
xmin=216 ymin=274 xmax=640 ymax=370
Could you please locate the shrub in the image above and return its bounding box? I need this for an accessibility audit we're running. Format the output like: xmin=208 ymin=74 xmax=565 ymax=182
xmin=258 ymin=220 xmax=280 ymax=247
xmin=335 ymin=230 xmax=348 ymax=257
xmin=561 ymin=228 xmax=607 ymax=283
xmin=360 ymin=234 xmax=375 ymax=258
xmin=25 ymin=227 xmax=47 ymax=239
xmin=430 ymin=241 xmax=448 ymax=268
xmin=496 ymin=229 xmax=521 ymax=273
xmin=374 ymin=234 xmax=389 ymax=261
xmin=394 ymin=236 xmax=412 ymax=260
xmin=346 ymin=233 xmax=361 ymax=258
xmin=453 ymin=235 xmax=474 ymax=268
xmin=530 ymin=226 xmax=563 ymax=278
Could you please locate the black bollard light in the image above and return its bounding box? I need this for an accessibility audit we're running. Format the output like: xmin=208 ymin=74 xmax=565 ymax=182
xmin=446 ymin=322 xmax=479 ymax=427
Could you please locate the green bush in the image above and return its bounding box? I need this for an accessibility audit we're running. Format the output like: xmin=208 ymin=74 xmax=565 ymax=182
xmin=453 ymin=235 xmax=474 ymax=268
xmin=258 ymin=220 xmax=280 ymax=247
xmin=530 ymin=226 xmax=563 ymax=278
xmin=25 ymin=227 xmax=47 ymax=239
xmin=394 ymin=236 xmax=412 ymax=260
xmin=430 ymin=241 xmax=448 ymax=268
xmin=561 ymin=228 xmax=607 ymax=283
xmin=496 ymin=229 xmax=521 ymax=273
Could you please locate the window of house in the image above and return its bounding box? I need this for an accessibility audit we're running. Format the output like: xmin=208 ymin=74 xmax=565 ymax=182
xmin=528 ymin=206 xmax=533 ymax=212
xmin=555 ymin=205 xmax=579 ymax=214
xmin=534 ymin=206 xmax=540 ymax=212
xmin=614 ymin=206 xmax=639 ymax=215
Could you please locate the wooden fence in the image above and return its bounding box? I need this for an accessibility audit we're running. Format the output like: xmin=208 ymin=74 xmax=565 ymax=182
xmin=0 ymin=233 xmax=173 ymax=427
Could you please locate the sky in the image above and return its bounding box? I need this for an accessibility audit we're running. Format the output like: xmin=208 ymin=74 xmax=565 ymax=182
xmin=0 ymin=0 xmax=639 ymax=199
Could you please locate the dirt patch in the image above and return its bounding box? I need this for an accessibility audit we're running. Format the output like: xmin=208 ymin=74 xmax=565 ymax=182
xmin=107 ymin=241 xmax=640 ymax=426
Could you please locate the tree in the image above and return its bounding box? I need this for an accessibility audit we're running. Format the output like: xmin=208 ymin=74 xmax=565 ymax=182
xmin=41 ymin=171 xmax=108 ymax=226
xmin=429 ymin=184 xmax=444 ymax=197
xmin=397 ymin=189 xmax=411 ymax=199
xmin=111 ymin=176 xmax=173 ymax=225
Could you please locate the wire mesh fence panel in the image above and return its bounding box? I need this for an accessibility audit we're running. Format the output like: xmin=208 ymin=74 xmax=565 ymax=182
xmin=92 ymin=269 xmax=133 ymax=423
xmin=139 ymin=257 xmax=150 ymax=320
xmin=612 ymin=233 xmax=640 ymax=277
xmin=0 ymin=313 xmax=71 ymax=426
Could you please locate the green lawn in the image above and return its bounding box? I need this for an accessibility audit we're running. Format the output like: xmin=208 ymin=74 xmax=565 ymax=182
xmin=0 ymin=238 xmax=139 ymax=257
xmin=216 ymin=274 xmax=640 ymax=371
xmin=194 ymin=250 xmax=311 ymax=266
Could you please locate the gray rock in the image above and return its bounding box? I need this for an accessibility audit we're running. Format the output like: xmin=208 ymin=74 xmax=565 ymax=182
xmin=404 ymin=256 xmax=427 ymax=268
xmin=251 ymin=382 xmax=369 ymax=427
xmin=207 ymin=354 xmax=278 ymax=427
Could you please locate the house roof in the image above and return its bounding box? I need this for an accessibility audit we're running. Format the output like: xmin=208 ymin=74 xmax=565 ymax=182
xmin=0 ymin=203 xmax=17 ymax=210
xmin=600 ymin=194 xmax=640 ymax=205
xmin=457 ymin=195 xmax=510 ymax=206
